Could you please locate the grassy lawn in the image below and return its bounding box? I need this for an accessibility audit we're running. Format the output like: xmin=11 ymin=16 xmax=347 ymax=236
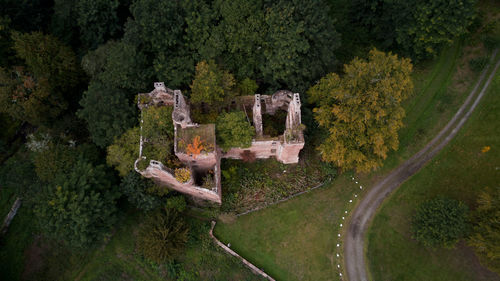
xmin=366 ymin=69 xmax=500 ymax=281
xmin=215 ymin=175 xmax=358 ymax=281
xmin=214 ymin=19 xmax=494 ymax=279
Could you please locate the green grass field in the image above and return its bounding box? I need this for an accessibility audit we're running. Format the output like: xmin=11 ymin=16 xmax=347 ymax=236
xmin=214 ymin=20 xmax=496 ymax=279
xmin=366 ymin=69 xmax=500 ymax=281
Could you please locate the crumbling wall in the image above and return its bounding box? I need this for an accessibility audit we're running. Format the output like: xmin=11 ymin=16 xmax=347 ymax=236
xmin=138 ymin=160 xmax=221 ymax=204
xmin=286 ymin=93 xmax=301 ymax=129
xmin=175 ymin=152 xmax=217 ymax=169
xmin=172 ymin=90 xmax=193 ymax=128
xmin=224 ymin=140 xmax=280 ymax=160
xmin=135 ymin=83 xmax=305 ymax=204
xmin=276 ymin=142 xmax=304 ymax=164
xmin=253 ymin=94 xmax=263 ymax=137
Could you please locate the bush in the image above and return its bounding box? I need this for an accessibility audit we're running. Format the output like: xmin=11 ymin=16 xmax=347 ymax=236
xmin=412 ymin=197 xmax=469 ymax=248
xmin=34 ymin=159 xmax=120 ymax=248
xmin=121 ymin=172 xmax=163 ymax=211
xmin=174 ymin=168 xmax=191 ymax=183
xmin=136 ymin=209 xmax=189 ymax=263
xmin=469 ymin=57 xmax=489 ymax=73
xmin=165 ymin=196 xmax=187 ymax=213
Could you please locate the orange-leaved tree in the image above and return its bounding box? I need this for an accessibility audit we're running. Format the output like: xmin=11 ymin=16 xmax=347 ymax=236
xmin=186 ymin=136 xmax=205 ymax=159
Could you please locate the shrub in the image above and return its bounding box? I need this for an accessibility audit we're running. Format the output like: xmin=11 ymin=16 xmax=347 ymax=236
xmin=106 ymin=127 xmax=140 ymax=177
xmin=412 ymin=197 xmax=469 ymax=248
xmin=174 ymin=168 xmax=191 ymax=183
xmin=136 ymin=209 xmax=189 ymax=263
xmin=121 ymin=172 xmax=163 ymax=211
xmin=469 ymin=57 xmax=489 ymax=73
xmin=165 ymin=196 xmax=187 ymax=212
xmin=34 ymin=159 xmax=120 ymax=248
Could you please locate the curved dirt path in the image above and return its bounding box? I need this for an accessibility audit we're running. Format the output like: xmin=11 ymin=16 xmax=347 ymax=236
xmin=344 ymin=50 xmax=500 ymax=281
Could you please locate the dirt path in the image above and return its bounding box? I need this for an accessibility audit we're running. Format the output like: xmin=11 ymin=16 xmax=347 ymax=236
xmin=344 ymin=50 xmax=500 ymax=281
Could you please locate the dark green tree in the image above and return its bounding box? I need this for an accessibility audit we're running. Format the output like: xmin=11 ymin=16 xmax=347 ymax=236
xmin=33 ymin=142 xmax=76 ymax=183
xmin=0 ymin=32 xmax=81 ymax=125
xmin=126 ymin=0 xmax=192 ymax=88
xmin=0 ymin=148 xmax=39 ymax=196
xmin=211 ymin=0 xmax=266 ymax=79
xmin=77 ymin=81 xmax=136 ymax=148
xmin=349 ymin=0 xmax=476 ymax=60
xmin=262 ymin=0 xmax=340 ymax=91
xmin=121 ymin=172 xmax=163 ymax=211
xmin=0 ymin=0 xmax=52 ymax=32
xmin=136 ymin=209 xmax=189 ymax=263
xmin=412 ymin=197 xmax=469 ymax=248
xmin=469 ymin=187 xmax=500 ymax=274
xmin=34 ymin=158 xmax=120 ymax=248
xmin=216 ymin=111 xmax=255 ymax=151
xmin=76 ymin=0 xmax=121 ymax=50
xmin=81 ymin=40 xmax=153 ymax=93
xmin=50 ymin=0 xmax=80 ymax=48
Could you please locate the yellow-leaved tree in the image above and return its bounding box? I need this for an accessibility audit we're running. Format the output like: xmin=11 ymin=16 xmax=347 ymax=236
xmin=308 ymin=49 xmax=413 ymax=172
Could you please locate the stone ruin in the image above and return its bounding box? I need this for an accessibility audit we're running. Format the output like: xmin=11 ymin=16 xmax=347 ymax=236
xmin=134 ymin=82 xmax=305 ymax=204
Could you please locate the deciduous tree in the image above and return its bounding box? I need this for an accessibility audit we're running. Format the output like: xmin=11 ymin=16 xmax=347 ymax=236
xmin=121 ymin=172 xmax=163 ymax=211
xmin=76 ymin=0 xmax=121 ymax=50
xmin=34 ymin=158 xmax=120 ymax=248
xmin=190 ymin=60 xmax=236 ymax=106
xmin=349 ymin=0 xmax=476 ymax=60
xmin=469 ymin=187 xmax=500 ymax=274
xmin=106 ymin=127 xmax=140 ymax=177
xmin=77 ymin=81 xmax=136 ymax=148
xmin=0 ymin=32 xmax=80 ymax=125
xmin=126 ymin=0 xmax=192 ymax=88
xmin=81 ymin=40 xmax=153 ymax=93
xmin=262 ymin=0 xmax=340 ymax=91
xmin=216 ymin=111 xmax=254 ymax=151
xmin=136 ymin=209 xmax=189 ymax=263
xmin=308 ymin=49 xmax=413 ymax=172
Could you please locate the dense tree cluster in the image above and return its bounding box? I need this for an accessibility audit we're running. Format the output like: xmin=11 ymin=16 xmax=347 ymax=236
xmin=349 ymin=0 xmax=476 ymax=60
xmin=0 ymin=0 xmax=482 ymax=269
xmin=34 ymin=158 xmax=120 ymax=248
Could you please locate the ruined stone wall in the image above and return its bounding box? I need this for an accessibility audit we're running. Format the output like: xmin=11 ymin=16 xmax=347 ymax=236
xmin=224 ymin=140 xmax=280 ymax=160
xmin=175 ymin=152 xmax=217 ymax=169
xmin=139 ymin=161 xmax=221 ymax=204
xmin=276 ymin=142 xmax=304 ymax=164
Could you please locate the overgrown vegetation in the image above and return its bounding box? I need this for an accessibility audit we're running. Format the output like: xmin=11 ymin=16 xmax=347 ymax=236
xmin=216 ymin=111 xmax=255 ymax=151
xmin=136 ymin=209 xmax=189 ymax=263
xmin=0 ymin=0 xmax=488 ymax=280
